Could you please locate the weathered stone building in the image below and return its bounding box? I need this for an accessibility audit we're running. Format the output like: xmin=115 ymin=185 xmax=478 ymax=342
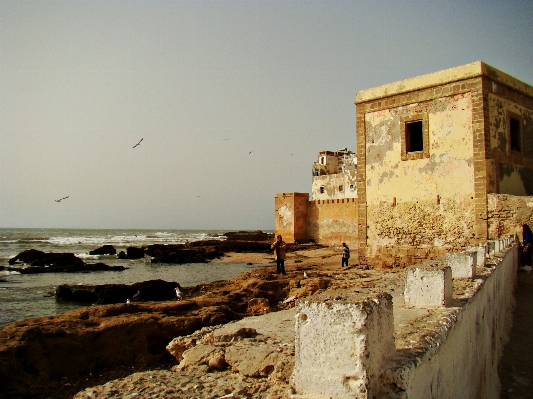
xmin=275 ymin=61 xmax=533 ymax=266
xmin=311 ymin=149 xmax=357 ymax=201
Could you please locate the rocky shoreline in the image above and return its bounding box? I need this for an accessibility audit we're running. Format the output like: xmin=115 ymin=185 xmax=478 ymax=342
xmin=45 ymin=246 xmax=408 ymax=399
xmin=0 ymin=237 xmax=338 ymax=399
xmin=4 ymin=243 xmax=526 ymax=399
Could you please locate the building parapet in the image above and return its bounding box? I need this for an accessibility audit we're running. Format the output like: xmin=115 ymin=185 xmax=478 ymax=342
xmin=356 ymin=61 xmax=533 ymax=104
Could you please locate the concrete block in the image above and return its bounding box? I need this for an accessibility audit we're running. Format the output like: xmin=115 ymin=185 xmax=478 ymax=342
xmin=446 ymin=251 xmax=477 ymax=278
xmin=466 ymin=244 xmax=486 ymax=267
xmin=293 ymin=293 xmax=395 ymax=399
xmin=404 ymin=265 xmax=453 ymax=308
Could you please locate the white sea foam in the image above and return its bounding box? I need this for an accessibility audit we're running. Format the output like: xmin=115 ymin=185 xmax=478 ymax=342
xmin=1 ymin=270 xmax=21 ymax=276
xmin=76 ymin=253 xmax=99 ymax=260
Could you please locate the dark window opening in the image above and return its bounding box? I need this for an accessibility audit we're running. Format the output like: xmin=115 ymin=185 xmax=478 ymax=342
xmin=406 ymin=121 xmax=424 ymax=153
xmin=320 ymin=186 xmax=324 ymax=194
xmin=338 ymin=185 xmax=343 ymax=192
xmin=510 ymin=118 xmax=520 ymax=152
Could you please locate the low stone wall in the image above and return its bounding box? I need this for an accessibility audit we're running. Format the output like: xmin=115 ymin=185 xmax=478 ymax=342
xmin=292 ymin=239 xmax=518 ymax=398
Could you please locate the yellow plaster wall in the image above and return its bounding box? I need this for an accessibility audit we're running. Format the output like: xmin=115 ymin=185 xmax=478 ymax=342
xmin=364 ymin=93 xmax=475 ymax=249
xmin=306 ymin=200 xmax=358 ymax=247
xmin=274 ymin=193 xmax=309 ymax=242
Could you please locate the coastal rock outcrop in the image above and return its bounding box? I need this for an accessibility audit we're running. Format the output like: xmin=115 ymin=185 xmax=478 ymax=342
xmin=5 ymin=250 xmax=125 ymax=274
xmin=9 ymin=249 xmax=85 ymax=268
xmin=56 ymin=279 xmax=183 ymax=304
xmin=89 ymin=245 xmax=117 ymax=255
xmin=116 ymin=247 xmax=144 ymax=259
xmin=146 ymin=245 xmax=224 ymax=264
xmin=223 ymin=230 xmax=274 ymax=241
xmin=145 ymin=240 xmax=274 ymax=264
xmin=0 ymin=267 xmax=295 ymax=398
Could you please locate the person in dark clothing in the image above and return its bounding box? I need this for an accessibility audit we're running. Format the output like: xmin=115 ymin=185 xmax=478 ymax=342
xmin=521 ymin=224 xmax=533 ymax=266
xmin=341 ymin=242 xmax=350 ymax=267
xmin=271 ymin=235 xmax=286 ymax=275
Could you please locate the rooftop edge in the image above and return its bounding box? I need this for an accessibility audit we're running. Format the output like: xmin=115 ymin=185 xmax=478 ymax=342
xmin=355 ymin=61 xmax=533 ymax=103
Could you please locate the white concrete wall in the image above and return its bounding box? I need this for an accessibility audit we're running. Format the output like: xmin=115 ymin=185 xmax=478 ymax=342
xmin=293 ymin=293 xmax=395 ymax=398
xmin=395 ymin=245 xmax=517 ymax=398
xmin=292 ymin=243 xmax=518 ymax=398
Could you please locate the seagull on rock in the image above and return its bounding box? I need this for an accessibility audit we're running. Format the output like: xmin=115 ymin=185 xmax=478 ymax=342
xmin=175 ymin=286 xmax=186 ymax=300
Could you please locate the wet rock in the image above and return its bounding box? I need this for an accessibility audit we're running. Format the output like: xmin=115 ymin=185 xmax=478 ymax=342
xmin=9 ymin=249 xmax=85 ymax=268
xmin=5 ymin=250 xmax=124 ymax=274
xmin=125 ymin=246 xmax=145 ymax=259
xmin=223 ymin=231 xmax=274 ymax=241
xmin=89 ymin=245 xmax=117 ymax=255
xmin=146 ymin=241 xmax=273 ymax=264
xmin=55 ymin=279 xmax=183 ymax=304
xmin=146 ymin=245 xmax=218 ymax=264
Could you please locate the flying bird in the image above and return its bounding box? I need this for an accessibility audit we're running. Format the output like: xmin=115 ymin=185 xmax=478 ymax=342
xmin=249 ymin=151 xmax=253 ymax=154
xmin=55 ymin=196 xmax=69 ymax=202
xmin=133 ymin=138 xmax=143 ymax=148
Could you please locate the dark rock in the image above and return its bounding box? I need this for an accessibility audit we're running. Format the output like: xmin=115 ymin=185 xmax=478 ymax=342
xmin=146 ymin=245 xmax=219 ymax=264
xmin=117 ymin=250 xmax=126 ymax=259
xmin=9 ymin=249 xmax=85 ymax=268
xmin=55 ymin=279 xmax=182 ymax=304
xmin=145 ymin=239 xmax=273 ymax=264
xmin=2 ymin=262 xmax=125 ymax=274
xmin=6 ymin=250 xmax=125 ymax=274
xmin=125 ymin=246 xmax=145 ymax=259
xmin=223 ymin=230 xmax=274 ymax=241
xmin=89 ymin=245 xmax=117 ymax=255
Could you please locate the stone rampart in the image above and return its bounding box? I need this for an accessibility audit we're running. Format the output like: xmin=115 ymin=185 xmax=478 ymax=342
xmin=292 ymin=239 xmax=518 ymax=398
xmin=306 ymin=198 xmax=358 ymax=246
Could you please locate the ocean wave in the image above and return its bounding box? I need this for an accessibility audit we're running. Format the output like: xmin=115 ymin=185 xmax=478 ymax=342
xmin=76 ymin=253 xmax=99 ymax=260
xmin=0 ymin=270 xmax=21 ymax=276
xmin=32 ymin=232 xmax=225 ymax=246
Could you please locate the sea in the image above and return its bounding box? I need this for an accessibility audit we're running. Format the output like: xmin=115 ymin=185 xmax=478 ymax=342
xmin=0 ymin=228 xmax=269 ymax=328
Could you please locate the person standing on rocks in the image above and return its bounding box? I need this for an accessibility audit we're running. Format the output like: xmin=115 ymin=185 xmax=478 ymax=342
xmin=271 ymin=235 xmax=286 ymax=275
xmin=341 ymin=242 xmax=350 ymax=268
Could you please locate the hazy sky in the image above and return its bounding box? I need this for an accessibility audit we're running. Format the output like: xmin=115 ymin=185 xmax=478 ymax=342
xmin=1 ymin=1 xmax=532 ymax=230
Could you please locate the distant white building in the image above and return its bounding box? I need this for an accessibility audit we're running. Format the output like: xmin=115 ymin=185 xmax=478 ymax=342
xmin=311 ymin=148 xmax=357 ymax=200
